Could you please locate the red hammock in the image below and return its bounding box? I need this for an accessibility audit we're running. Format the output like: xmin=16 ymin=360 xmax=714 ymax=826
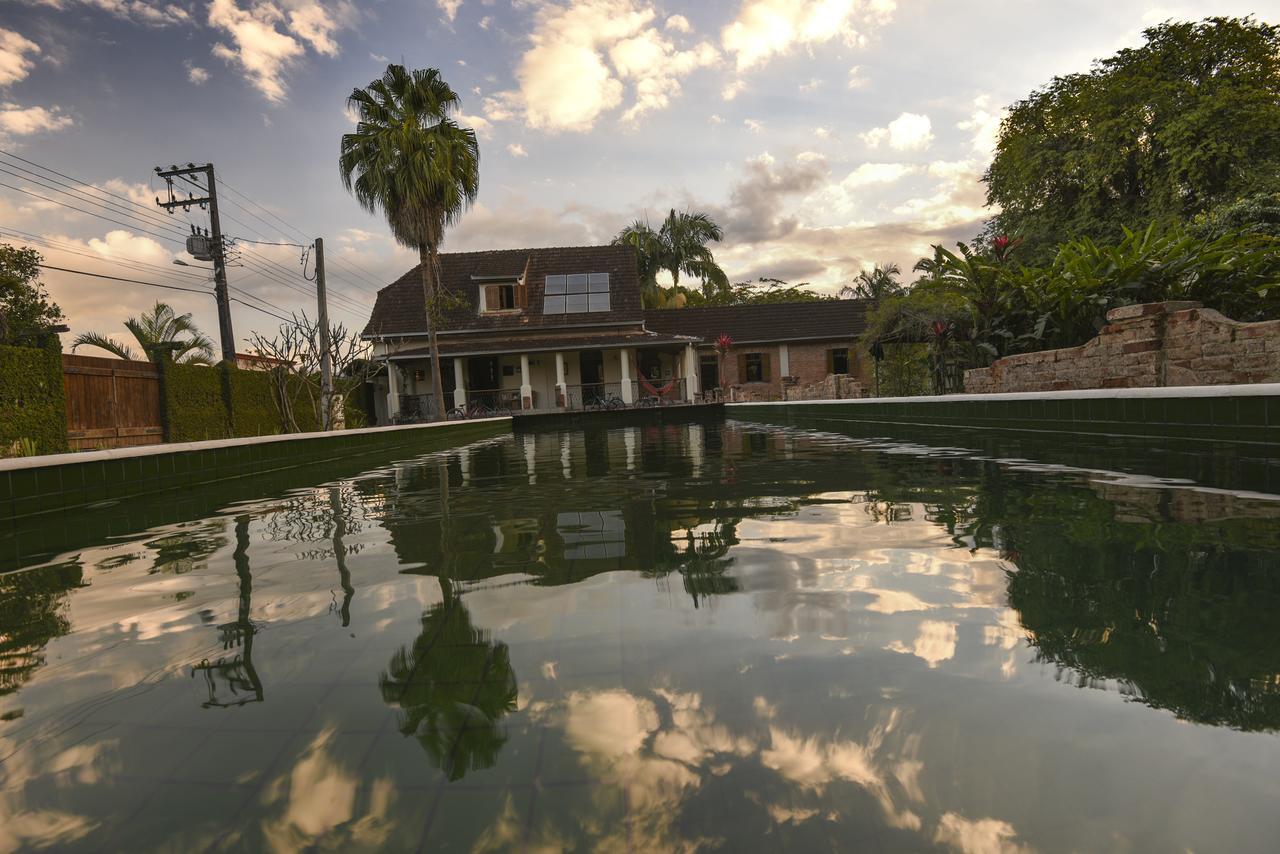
xmin=640 ymin=376 xmax=677 ymax=398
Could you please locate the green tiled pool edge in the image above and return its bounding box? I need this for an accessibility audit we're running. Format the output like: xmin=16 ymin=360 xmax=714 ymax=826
xmin=0 ymin=419 xmax=510 ymax=522
xmin=730 ymin=386 xmax=1280 ymax=446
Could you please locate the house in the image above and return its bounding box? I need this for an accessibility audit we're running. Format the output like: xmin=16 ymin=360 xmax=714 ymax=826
xmin=643 ymin=302 xmax=872 ymax=400
xmin=363 ymin=244 xmax=871 ymax=421
xmin=234 ymin=352 xmax=293 ymax=372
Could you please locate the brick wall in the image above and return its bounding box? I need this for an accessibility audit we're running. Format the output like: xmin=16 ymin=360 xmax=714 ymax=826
xmin=965 ymin=302 xmax=1280 ymax=394
xmin=706 ymin=340 xmax=870 ymax=401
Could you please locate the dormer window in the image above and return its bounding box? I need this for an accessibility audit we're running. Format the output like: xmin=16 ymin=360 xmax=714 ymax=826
xmin=484 ymin=283 xmax=516 ymax=311
xmin=474 ymin=275 xmax=524 ymax=313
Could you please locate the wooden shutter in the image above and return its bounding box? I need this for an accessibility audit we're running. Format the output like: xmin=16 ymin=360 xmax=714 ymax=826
xmin=737 ymin=353 xmax=748 ymax=383
xmin=825 ymin=349 xmax=834 ymax=375
xmin=761 ymin=352 xmax=772 ymax=382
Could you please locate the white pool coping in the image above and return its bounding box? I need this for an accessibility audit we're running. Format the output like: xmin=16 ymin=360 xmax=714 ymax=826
xmin=0 ymin=416 xmax=512 ymax=473
xmin=727 ymin=382 xmax=1280 ymax=408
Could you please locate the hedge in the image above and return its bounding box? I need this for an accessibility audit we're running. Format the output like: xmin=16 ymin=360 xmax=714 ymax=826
xmin=162 ymin=361 xmax=229 ymax=442
xmin=224 ymin=365 xmax=280 ymax=436
xmin=0 ymin=337 xmax=67 ymax=456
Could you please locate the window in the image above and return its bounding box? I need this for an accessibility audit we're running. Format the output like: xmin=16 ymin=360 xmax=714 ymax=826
xmin=829 ymin=347 xmax=850 ymax=375
xmin=744 ymin=352 xmax=767 ymax=383
xmin=483 ymin=283 xmax=516 ymax=311
xmin=544 ymin=272 xmax=610 ymax=314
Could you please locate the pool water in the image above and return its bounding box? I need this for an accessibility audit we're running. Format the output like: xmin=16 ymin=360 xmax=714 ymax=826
xmin=2 ymin=421 xmax=1279 ymax=852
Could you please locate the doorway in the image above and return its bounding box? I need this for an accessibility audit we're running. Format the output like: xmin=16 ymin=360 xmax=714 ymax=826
xmin=579 ymin=350 xmax=605 ymax=405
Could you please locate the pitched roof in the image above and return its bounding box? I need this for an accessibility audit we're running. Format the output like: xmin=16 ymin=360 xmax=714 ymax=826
xmin=363 ymin=244 xmax=642 ymax=338
xmin=642 ymin=301 xmax=871 ymax=344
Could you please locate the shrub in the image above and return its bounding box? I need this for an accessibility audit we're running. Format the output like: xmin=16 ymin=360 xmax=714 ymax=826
xmin=162 ymin=361 xmax=228 ymax=442
xmin=224 ymin=366 xmax=279 ymax=436
xmin=0 ymin=337 xmax=67 ymax=456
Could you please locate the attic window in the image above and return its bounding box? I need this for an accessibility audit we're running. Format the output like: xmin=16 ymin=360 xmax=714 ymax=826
xmin=483 ymin=283 xmax=517 ymax=312
xmin=544 ymin=272 xmax=610 ymax=314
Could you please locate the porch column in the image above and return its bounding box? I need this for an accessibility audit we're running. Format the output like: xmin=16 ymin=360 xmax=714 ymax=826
xmin=520 ymin=354 xmax=533 ymax=410
xmin=554 ymin=351 xmax=568 ymax=408
xmin=619 ymin=347 xmax=635 ymax=404
xmin=452 ymin=358 xmax=467 ymax=409
xmin=386 ymin=360 xmax=402 ymax=419
xmin=683 ymin=344 xmax=699 ymax=402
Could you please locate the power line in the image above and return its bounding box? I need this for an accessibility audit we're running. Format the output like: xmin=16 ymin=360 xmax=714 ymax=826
xmin=229 ymin=296 xmax=295 ymax=324
xmin=230 ymin=236 xmax=309 ymax=248
xmin=0 ymin=181 xmax=185 ymax=245
xmin=38 ymin=263 xmax=214 ymax=295
xmin=0 ymin=227 xmax=210 ymax=280
xmin=0 ymin=163 xmax=188 ymax=237
xmin=0 ymin=149 xmax=192 ymax=231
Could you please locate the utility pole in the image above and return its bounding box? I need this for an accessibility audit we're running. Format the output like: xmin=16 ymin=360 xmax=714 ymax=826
xmin=155 ymin=163 xmax=235 ymax=363
xmin=314 ymin=237 xmax=334 ymax=430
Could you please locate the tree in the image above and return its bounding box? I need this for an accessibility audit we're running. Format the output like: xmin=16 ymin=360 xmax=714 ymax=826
xmin=841 ymin=263 xmax=903 ymax=300
xmin=340 ymin=64 xmax=480 ymax=422
xmin=613 ymin=209 xmax=729 ymax=306
xmin=248 ymin=311 xmax=376 ymax=431
xmin=0 ymin=244 xmax=64 ymax=346
xmin=73 ymin=301 xmax=213 ymax=363
xmin=984 ymin=17 xmax=1280 ymax=260
xmin=688 ymin=276 xmax=833 ymax=307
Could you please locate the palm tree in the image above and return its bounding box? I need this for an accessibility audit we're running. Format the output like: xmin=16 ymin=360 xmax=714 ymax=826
xmin=72 ymin=301 xmax=214 ymax=363
xmin=613 ymin=209 xmax=729 ymax=307
xmin=340 ymin=65 xmax=480 ymax=422
xmin=841 ymin=262 xmax=903 ymax=300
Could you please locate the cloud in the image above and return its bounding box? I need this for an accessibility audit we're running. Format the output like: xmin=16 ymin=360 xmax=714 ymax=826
xmin=840 ymin=162 xmax=919 ymax=189
xmin=958 ymin=95 xmax=1005 ymax=160
xmin=861 ymin=112 xmax=933 ymax=151
xmin=709 ymin=150 xmax=830 ymax=244
xmin=847 ymin=64 xmax=866 ymax=88
xmin=507 ymin=142 xmax=527 ymax=157
xmin=709 ymin=113 xmax=724 ymax=125
xmin=369 ymin=52 xmax=388 ymax=62
xmin=207 ymin=0 xmax=345 ymax=103
xmin=455 ymin=110 xmax=492 ymax=139
xmin=891 ymin=160 xmax=988 ymax=229
xmin=484 ymin=0 xmax=717 ymax=132
xmin=0 ymin=28 xmax=41 ymax=87
xmin=71 ymin=0 xmax=192 ymax=26
xmin=721 ymin=0 xmax=896 ymax=95
xmin=184 ymin=61 xmax=210 ymax=84
xmin=743 ymin=118 xmax=762 ymax=133
xmin=478 ymin=16 xmax=492 ymax=30
xmin=665 ymin=14 xmax=691 ymax=33
xmin=0 ymin=103 xmax=73 ymax=138
xmin=437 ymin=0 xmax=463 ymax=21
xmin=934 ymin=813 xmax=1031 ymax=854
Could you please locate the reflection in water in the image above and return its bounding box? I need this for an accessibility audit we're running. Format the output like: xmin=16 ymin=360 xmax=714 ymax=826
xmin=380 ymin=595 xmax=518 ymax=781
xmin=1 ymin=420 xmax=1280 ymax=851
xmin=191 ymin=516 xmax=262 ymax=707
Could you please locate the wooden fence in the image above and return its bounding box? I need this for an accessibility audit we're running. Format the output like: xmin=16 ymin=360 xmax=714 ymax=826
xmin=62 ymin=354 xmax=164 ymax=450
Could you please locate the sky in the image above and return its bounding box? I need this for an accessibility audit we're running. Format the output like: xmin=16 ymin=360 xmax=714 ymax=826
xmin=2 ymin=0 xmax=1278 ymax=355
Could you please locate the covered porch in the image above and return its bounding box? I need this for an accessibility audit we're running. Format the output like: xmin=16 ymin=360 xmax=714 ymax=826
xmin=379 ymin=334 xmax=702 ymax=422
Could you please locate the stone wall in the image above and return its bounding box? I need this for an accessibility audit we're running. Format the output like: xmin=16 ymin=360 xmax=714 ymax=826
xmin=965 ymin=302 xmax=1280 ymax=394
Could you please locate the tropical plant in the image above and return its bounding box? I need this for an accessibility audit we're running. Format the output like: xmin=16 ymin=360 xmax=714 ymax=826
xmin=984 ymin=17 xmax=1280 ymax=260
xmin=0 ymin=244 xmax=64 ymax=346
xmin=841 ymin=263 xmax=903 ymax=300
xmin=613 ymin=209 xmax=729 ymax=306
xmin=340 ymin=64 xmax=480 ymax=422
xmin=714 ymin=333 xmax=732 ymax=391
xmin=73 ymin=301 xmax=214 ymax=364
xmin=689 ymin=277 xmax=833 ymax=307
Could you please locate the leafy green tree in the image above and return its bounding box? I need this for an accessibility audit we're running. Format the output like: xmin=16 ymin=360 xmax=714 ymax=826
xmin=1192 ymin=192 xmax=1280 ymax=241
xmin=985 ymin=17 xmax=1280 ymax=260
xmin=73 ymin=301 xmax=213 ymax=363
xmin=840 ymin=263 xmax=903 ymax=300
xmin=687 ymin=276 xmax=833 ymax=307
xmin=340 ymin=65 xmax=480 ymax=422
xmin=0 ymin=244 xmax=64 ymax=346
xmin=613 ymin=209 xmax=729 ymax=306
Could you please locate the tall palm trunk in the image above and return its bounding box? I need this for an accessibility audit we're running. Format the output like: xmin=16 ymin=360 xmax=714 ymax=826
xmin=420 ymin=247 xmax=448 ymax=421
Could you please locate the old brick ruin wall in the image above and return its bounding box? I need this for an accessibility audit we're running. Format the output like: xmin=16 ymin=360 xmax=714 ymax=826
xmin=964 ymin=302 xmax=1280 ymax=394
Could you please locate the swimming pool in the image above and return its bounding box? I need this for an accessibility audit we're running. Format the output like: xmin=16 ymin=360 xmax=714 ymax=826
xmin=2 ymin=420 xmax=1278 ymax=851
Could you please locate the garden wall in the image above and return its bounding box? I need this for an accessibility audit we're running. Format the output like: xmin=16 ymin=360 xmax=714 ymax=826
xmin=0 ymin=339 xmax=67 ymax=456
xmin=965 ymin=301 xmax=1280 ymax=394
xmin=0 ymin=417 xmax=509 ymax=522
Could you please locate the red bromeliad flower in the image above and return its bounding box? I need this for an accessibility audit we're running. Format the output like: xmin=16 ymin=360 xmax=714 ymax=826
xmin=993 ymin=235 xmax=1011 ymax=251
xmin=931 ymin=320 xmax=949 ymax=339
xmin=715 ymin=333 xmax=734 ymax=354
